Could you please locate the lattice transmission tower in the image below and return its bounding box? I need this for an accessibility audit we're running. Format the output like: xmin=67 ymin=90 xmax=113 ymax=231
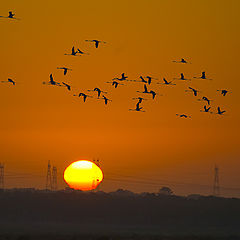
xmin=46 ymin=161 xmax=52 ymax=190
xmin=213 ymin=165 xmax=220 ymax=196
xmin=0 ymin=163 xmax=4 ymax=190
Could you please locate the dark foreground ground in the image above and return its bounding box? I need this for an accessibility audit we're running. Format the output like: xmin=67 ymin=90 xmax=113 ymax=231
xmin=0 ymin=189 xmax=240 ymax=237
xmin=1 ymin=235 xmax=240 ymax=240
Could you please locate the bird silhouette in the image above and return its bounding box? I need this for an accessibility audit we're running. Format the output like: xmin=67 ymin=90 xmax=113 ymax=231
xmin=43 ymin=74 xmax=61 ymax=86
xmin=149 ymin=90 xmax=157 ymax=99
xmin=57 ymin=67 xmax=72 ymax=75
xmin=145 ymin=76 xmax=158 ymax=85
xmin=216 ymin=107 xmax=226 ymax=115
xmin=1 ymin=78 xmax=16 ymax=85
xmin=85 ymin=40 xmax=106 ymax=48
xmin=102 ymin=95 xmax=112 ymax=105
xmin=8 ymin=11 xmax=15 ymax=18
xmin=217 ymin=89 xmax=230 ymax=96
xmin=113 ymin=73 xmax=128 ymax=81
xmin=185 ymin=87 xmax=199 ymax=96
xmin=199 ymin=96 xmax=211 ymax=105
xmin=159 ymin=78 xmax=176 ymax=85
xmin=193 ymin=71 xmax=212 ymax=80
xmin=200 ymin=105 xmax=211 ymax=113
xmin=88 ymin=88 xmax=107 ymax=98
xmin=64 ymin=47 xmax=79 ymax=56
xmin=174 ymin=73 xmax=191 ymax=81
xmin=62 ymin=82 xmax=71 ymax=91
xmin=77 ymin=93 xmax=92 ymax=102
xmin=106 ymin=81 xmax=124 ymax=88
xmin=0 ymin=11 xmax=20 ymax=20
xmin=132 ymin=97 xmax=147 ymax=104
xmin=129 ymin=102 xmax=145 ymax=112
xmin=136 ymin=84 xmax=149 ymax=94
xmin=173 ymin=58 xmax=190 ymax=64
xmin=176 ymin=114 xmax=191 ymax=118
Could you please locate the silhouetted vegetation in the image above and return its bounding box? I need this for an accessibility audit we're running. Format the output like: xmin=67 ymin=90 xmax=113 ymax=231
xmin=0 ymin=189 xmax=240 ymax=236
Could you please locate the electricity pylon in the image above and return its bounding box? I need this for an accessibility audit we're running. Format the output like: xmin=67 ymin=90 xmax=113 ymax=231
xmin=46 ymin=161 xmax=52 ymax=190
xmin=213 ymin=165 xmax=220 ymax=196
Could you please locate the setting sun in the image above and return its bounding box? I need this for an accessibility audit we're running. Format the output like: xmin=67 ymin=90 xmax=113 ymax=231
xmin=63 ymin=160 xmax=103 ymax=191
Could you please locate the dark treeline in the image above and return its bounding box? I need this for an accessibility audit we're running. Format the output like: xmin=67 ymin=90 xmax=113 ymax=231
xmin=0 ymin=189 xmax=240 ymax=236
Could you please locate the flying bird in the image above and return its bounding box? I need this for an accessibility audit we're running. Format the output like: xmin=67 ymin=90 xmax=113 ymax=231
xmin=193 ymin=71 xmax=212 ymax=80
xmin=0 ymin=11 xmax=20 ymax=20
xmin=173 ymin=58 xmax=190 ymax=64
xmin=146 ymin=76 xmax=157 ymax=85
xmin=57 ymin=67 xmax=72 ymax=75
xmin=216 ymin=107 xmax=226 ymax=115
xmin=77 ymin=93 xmax=92 ymax=102
xmin=1 ymin=78 xmax=16 ymax=85
xmin=102 ymin=95 xmax=112 ymax=105
xmin=8 ymin=11 xmax=15 ymax=18
xmin=174 ymin=73 xmax=191 ymax=81
xmin=43 ymin=74 xmax=61 ymax=86
xmin=85 ymin=40 xmax=107 ymax=48
xmin=149 ymin=90 xmax=157 ymax=99
xmin=64 ymin=46 xmax=79 ymax=56
xmin=145 ymin=76 xmax=158 ymax=85
xmin=176 ymin=114 xmax=191 ymax=118
xmin=62 ymin=82 xmax=71 ymax=91
xmin=202 ymin=96 xmax=210 ymax=105
xmin=132 ymin=97 xmax=147 ymax=104
xmin=113 ymin=73 xmax=128 ymax=81
xmin=217 ymin=89 xmax=230 ymax=96
xmin=106 ymin=81 xmax=124 ymax=88
xmin=200 ymin=105 xmax=211 ymax=113
xmin=186 ymin=87 xmax=199 ymax=96
xmin=129 ymin=102 xmax=145 ymax=112
xmin=88 ymin=88 xmax=107 ymax=98
xmin=159 ymin=78 xmax=176 ymax=85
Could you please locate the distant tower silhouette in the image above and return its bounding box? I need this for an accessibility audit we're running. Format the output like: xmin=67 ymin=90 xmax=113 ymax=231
xmin=0 ymin=163 xmax=4 ymax=190
xmin=52 ymin=166 xmax=57 ymax=191
xmin=213 ymin=165 xmax=220 ymax=196
xmin=46 ymin=161 xmax=52 ymax=190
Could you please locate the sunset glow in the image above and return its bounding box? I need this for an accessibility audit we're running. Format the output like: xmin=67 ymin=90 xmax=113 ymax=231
xmin=63 ymin=160 xmax=103 ymax=191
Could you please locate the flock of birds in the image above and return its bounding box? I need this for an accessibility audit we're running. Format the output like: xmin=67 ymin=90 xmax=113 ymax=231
xmin=1 ymin=11 xmax=231 ymax=118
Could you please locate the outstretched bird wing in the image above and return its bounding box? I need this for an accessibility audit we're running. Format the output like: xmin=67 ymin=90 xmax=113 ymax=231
xmin=144 ymin=84 xmax=148 ymax=92
xmin=71 ymin=46 xmax=75 ymax=54
xmin=163 ymin=78 xmax=168 ymax=84
xmin=95 ymin=41 xmax=99 ymax=48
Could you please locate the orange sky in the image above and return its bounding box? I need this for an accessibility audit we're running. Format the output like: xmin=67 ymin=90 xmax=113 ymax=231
xmin=0 ymin=0 xmax=240 ymax=196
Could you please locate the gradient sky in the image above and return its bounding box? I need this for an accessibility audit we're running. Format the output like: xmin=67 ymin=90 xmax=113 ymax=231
xmin=0 ymin=0 xmax=240 ymax=196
